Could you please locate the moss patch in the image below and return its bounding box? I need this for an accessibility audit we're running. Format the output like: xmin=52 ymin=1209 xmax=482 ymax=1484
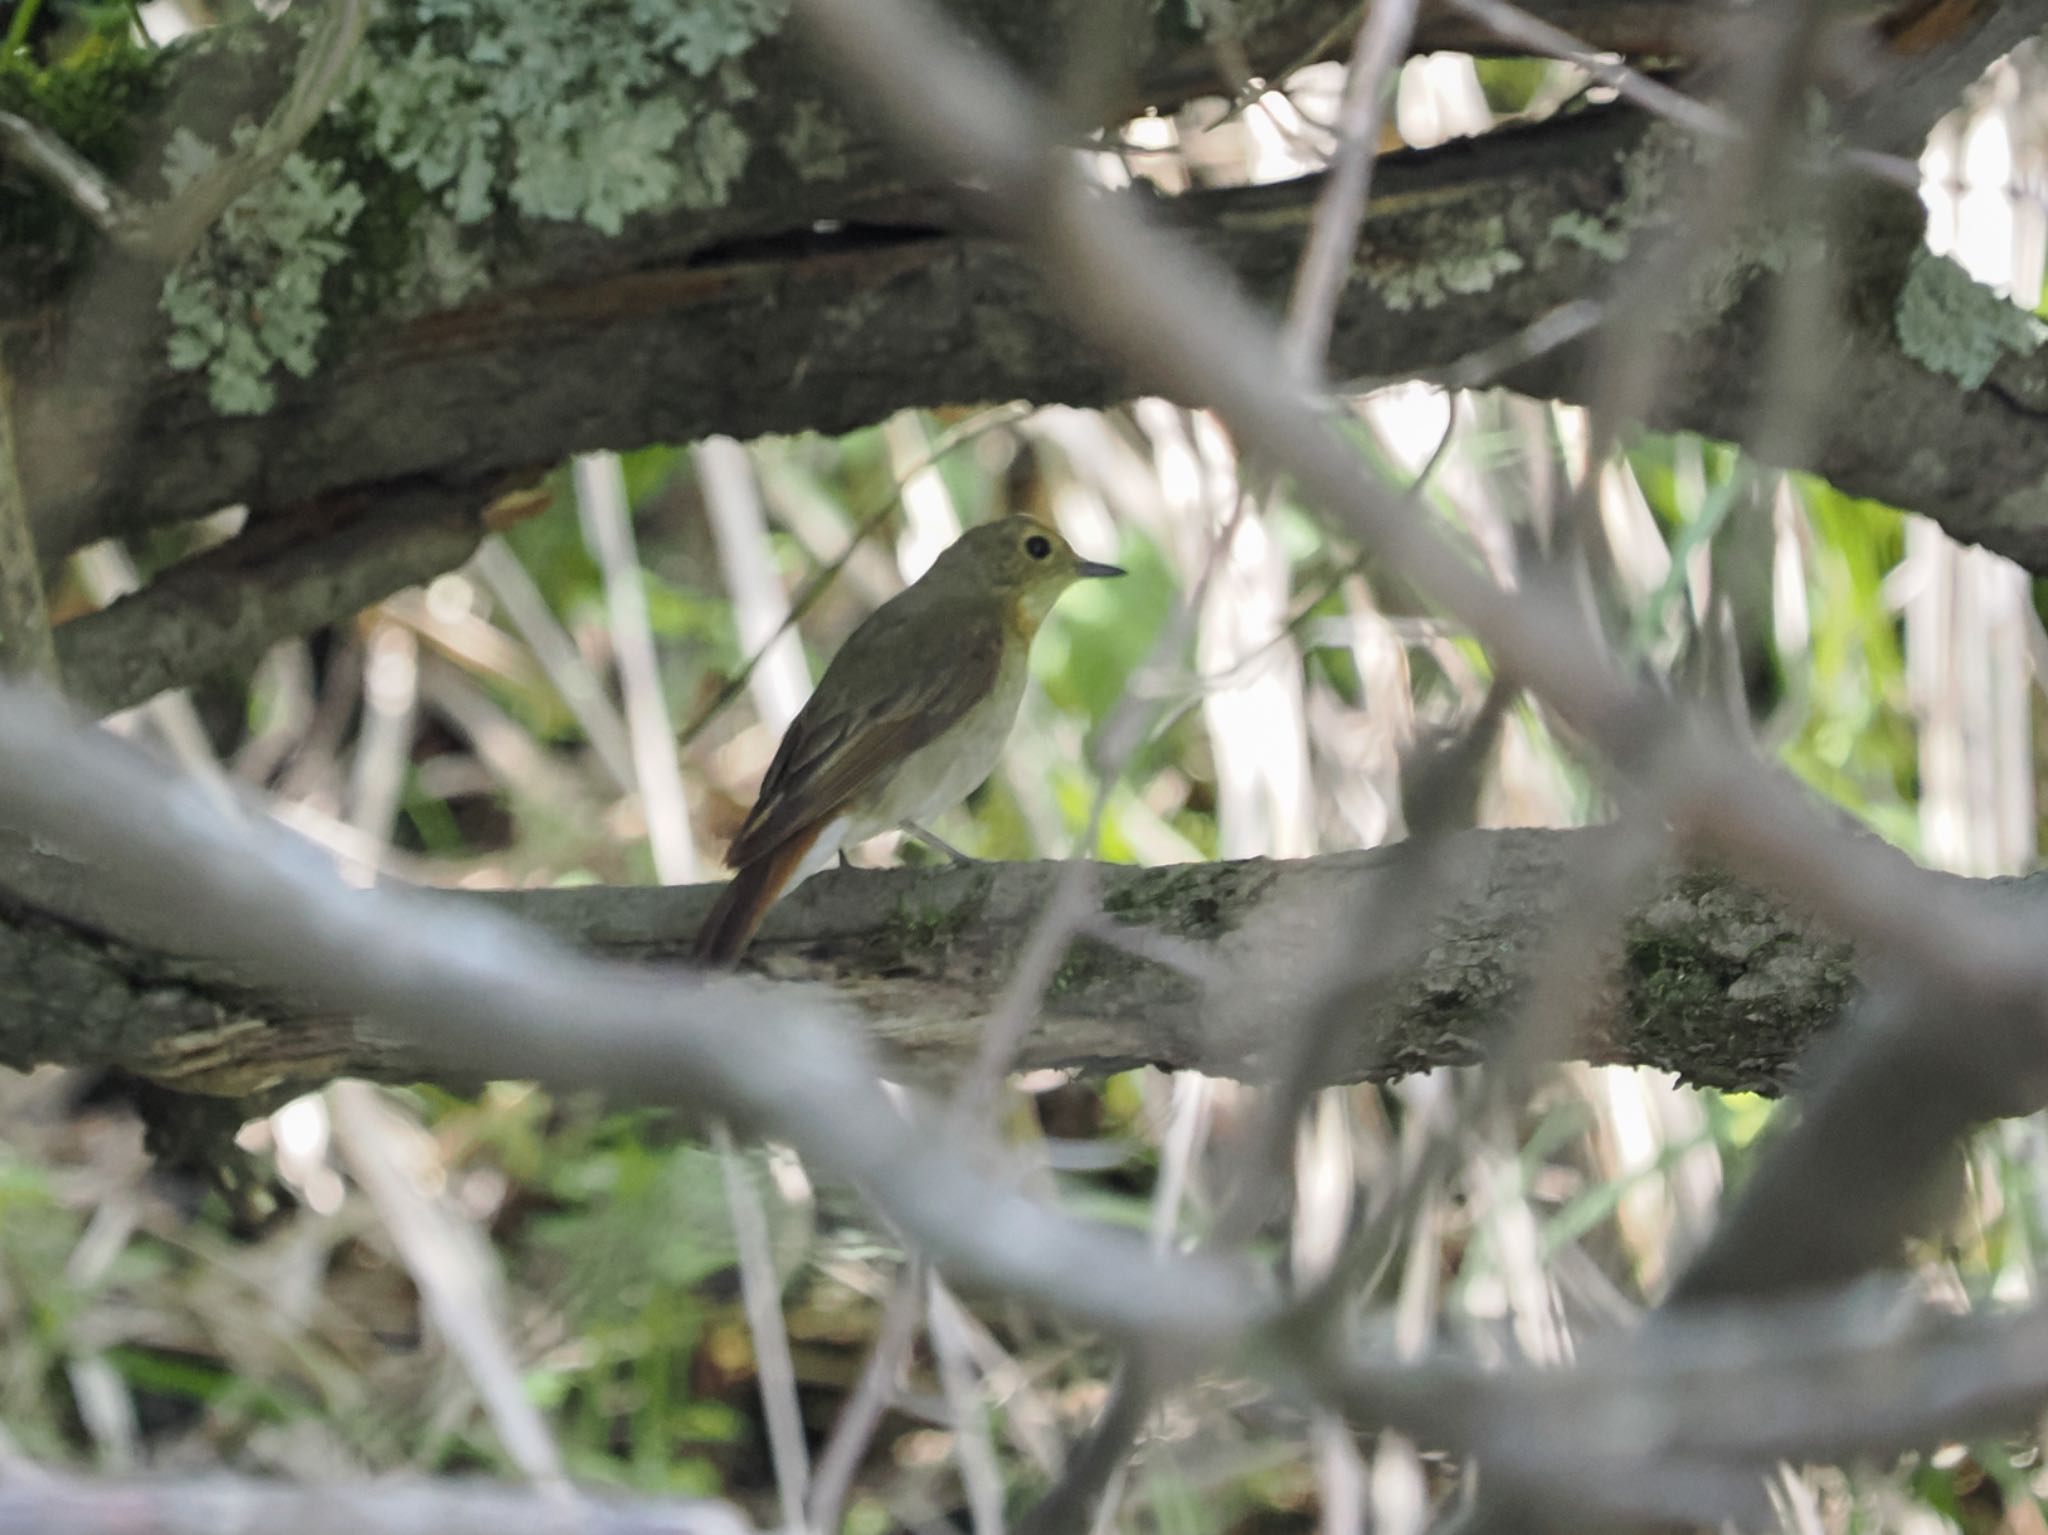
xmin=0 ymin=30 xmax=158 ymax=295
xmin=1101 ymin=860 xmax=1263 ymax=940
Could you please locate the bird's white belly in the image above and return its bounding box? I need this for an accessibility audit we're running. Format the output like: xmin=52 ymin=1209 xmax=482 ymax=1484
xmin=848 ymin=651 xmax=1029 ymax=839
xmin=781 ymin=649 xmax=1030 ymax=895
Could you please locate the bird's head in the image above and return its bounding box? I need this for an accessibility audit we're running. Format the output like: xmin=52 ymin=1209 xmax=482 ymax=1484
xmin=927 ymin=516 xmax=1125 ymax=633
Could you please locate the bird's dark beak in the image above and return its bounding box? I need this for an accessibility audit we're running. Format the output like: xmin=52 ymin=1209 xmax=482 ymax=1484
xmin=1076 ymin=560 xmax=1125 ymax=579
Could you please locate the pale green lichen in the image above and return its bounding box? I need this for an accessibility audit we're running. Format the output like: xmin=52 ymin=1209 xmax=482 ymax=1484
xmin=1894 ymin=245 xmax=2047 ymax=390
xmin=159 ymin=126 xmax=366 ymax=415
xmin=1542 ymin=123 xmax=1689 ymax=268
xmin=1181 ymin=0 xmax=1295 ymax=40
xmin=1989 ymin=471 xmax=2048 ymax=529
xmin=354 ymin=0 xmax=786 ymax=234
xmin=157 ymin=0 xmax=792 ymax=417
xmin=1543 ymin=124 xmax=1820 ymax=332
xmin=779 ymin=99 xmax=854 ymax=183
xmin=1549 ymin=209 xmax=1629 ymax=262
xmin=1363 ymin=213 xmax=1525 ymax=311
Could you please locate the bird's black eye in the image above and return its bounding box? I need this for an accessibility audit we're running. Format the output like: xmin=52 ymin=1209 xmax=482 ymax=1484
xmin=1025 ymin=534 xmax=1052 ymax=560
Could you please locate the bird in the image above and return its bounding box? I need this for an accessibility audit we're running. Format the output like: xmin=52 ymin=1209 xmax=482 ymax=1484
xmin=693 ymin=515 xmax=1125 ymax=966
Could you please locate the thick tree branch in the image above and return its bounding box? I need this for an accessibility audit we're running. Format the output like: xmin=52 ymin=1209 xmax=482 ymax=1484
xmin=23 ymin=102 xmax=2048 ymax=590
xmin=53 ymin=479 xmax=499 ymax=715
xmin=33 ymin=367 xmax=544 ymax=718
xmin=0 ymin=824 xmax=1892 ymax=1100
xmin=11 ymin=1 xmax=2042 ymax=578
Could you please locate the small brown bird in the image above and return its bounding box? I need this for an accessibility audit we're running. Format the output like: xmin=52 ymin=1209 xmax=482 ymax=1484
xmin=694 ymin=516 xmax=1124 ymax=966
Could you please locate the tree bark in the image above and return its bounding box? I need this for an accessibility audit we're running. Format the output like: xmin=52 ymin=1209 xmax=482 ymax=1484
xmin=10 ymin=0 xmax=2045 ymax=587
xmin=0 ymin=827 xmax=1898 ymax=1101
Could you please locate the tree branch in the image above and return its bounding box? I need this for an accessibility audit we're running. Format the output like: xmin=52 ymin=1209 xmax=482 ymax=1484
xmin=12 ymin=2 xmax=2044 ymax=576
xmin=53 ymin=479 xmax=500 ymax=715
xmin=0 ymin=347 xmax=55 ymax=680
xmin=0 ymin=823 xmax=1892 ymax=1100
xmin=0 ymin=1477 xmax=752 ymax=1535
xmin=23 ymin=104 xmax=2048 ymax=586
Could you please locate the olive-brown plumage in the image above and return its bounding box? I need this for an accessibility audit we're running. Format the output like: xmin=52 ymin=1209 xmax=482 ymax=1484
xmin=695 ymin=516 xmax=1123 ymax=966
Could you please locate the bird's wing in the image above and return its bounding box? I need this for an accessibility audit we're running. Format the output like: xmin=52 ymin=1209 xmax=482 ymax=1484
xmin=724 ymin=597 xmax=1002 ymax=868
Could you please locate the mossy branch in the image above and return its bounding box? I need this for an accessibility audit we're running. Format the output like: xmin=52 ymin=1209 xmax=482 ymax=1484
xmin=0 ymin=828 xmax=1880 ymax=1101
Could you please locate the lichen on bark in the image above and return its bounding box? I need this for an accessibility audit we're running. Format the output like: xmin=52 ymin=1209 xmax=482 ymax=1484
xmin=152 ymin=0 xmax=797 ymax=416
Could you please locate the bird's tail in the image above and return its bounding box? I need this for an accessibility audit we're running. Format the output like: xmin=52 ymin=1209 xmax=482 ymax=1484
xmin=693 ymin=823 xmax=825 ymax=968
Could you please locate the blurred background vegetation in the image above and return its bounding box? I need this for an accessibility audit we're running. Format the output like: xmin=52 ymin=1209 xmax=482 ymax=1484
xmin=6 ymin=5 xmax=2048 ymax=1532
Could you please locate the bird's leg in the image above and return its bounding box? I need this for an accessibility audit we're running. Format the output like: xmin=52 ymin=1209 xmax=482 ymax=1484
xmin=837 ymin=850 xmax=852 ymax=870
xmin=901 ymin=821 xmax=980 ymax=864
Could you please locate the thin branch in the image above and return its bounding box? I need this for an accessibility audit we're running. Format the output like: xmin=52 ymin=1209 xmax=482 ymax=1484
xmin=0 ymin=349 xmax=55 ymax=681
xmin=1440 ymin=0 xmax=1918 ymax=187
xmin=698 ymin=436 xmax=810 ymax=734
xmin=55 ymin=482 xmax=493 ymax=717
xmin=469 ymin=537 xmax=638 ymax=793
xmin=1012 ymin=1356 xmax=1155 ymax=1535
xmin=0 ymin=0 xmax=370 ymax=263
xmin=575 ymin=452 xmax=701 ymax=882
xmin=329 ymin=1082 xmax=571 ymax=1492
xmin=0 ymin=110 xmax=137 ymax=240
xmin=0 ymin=1476 xmax=753 ymax=1535
xmin=133 ymin=0 xmax=372 ymax=262
xmin=808 ymin=1260 xmax=929 ymax=1535
xmin=1282 ymin=0 xmax=1424 ymax=378
xmin=927 ymin=1278 xmax=1008 ymax=1535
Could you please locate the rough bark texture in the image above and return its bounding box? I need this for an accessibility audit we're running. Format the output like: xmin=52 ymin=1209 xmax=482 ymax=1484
xmin=0 ymin=828 xmax=1892 ymax=1101
xmin=0 ymin=1 xmax=2039 ymax=1106
xmin=53 ymin=479 xmax=497 ymax=714
xmin=7 ymin=0 xmax=2043 ymax=579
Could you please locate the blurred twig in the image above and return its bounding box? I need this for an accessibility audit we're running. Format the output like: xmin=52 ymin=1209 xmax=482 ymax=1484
xmin=0 ymin=1476 xmax=753 ymax=1535
xmin=575 ymin=453 xmax=700 ymax=882
xmin=329 ymin=1082 xmax=571 ymax=1492
xmin=675 ymin=402 xmax=1033 ymax=754
xmin=1282 ymin=0 xmax=1423 ymax=378
xmin=1441 ymin=0 xmax=1918 ymax=187
xmin=574 ymin=452 xmax=810 ymax=1525
xmin=470 ymin=537 xmax=637 ymax=792
xmin=0 ymin=352 xmax=54 ymax=681
xmin=927 ymin=1277 xmax=1008 ymax=1535
xmin=698 ymin=438 xmax=810 ymax=734
xmin=807 ymin=1259 xmax=929 ymax=1535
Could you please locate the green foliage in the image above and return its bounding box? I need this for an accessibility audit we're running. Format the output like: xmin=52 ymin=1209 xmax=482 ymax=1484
xmin=0 ymin=24 xmax=154 ymax=290
xmin=1471 ymin=56 xmax=1556 ymax=116
xmin=1779 ymin=478 xmax=1919 ymax=845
